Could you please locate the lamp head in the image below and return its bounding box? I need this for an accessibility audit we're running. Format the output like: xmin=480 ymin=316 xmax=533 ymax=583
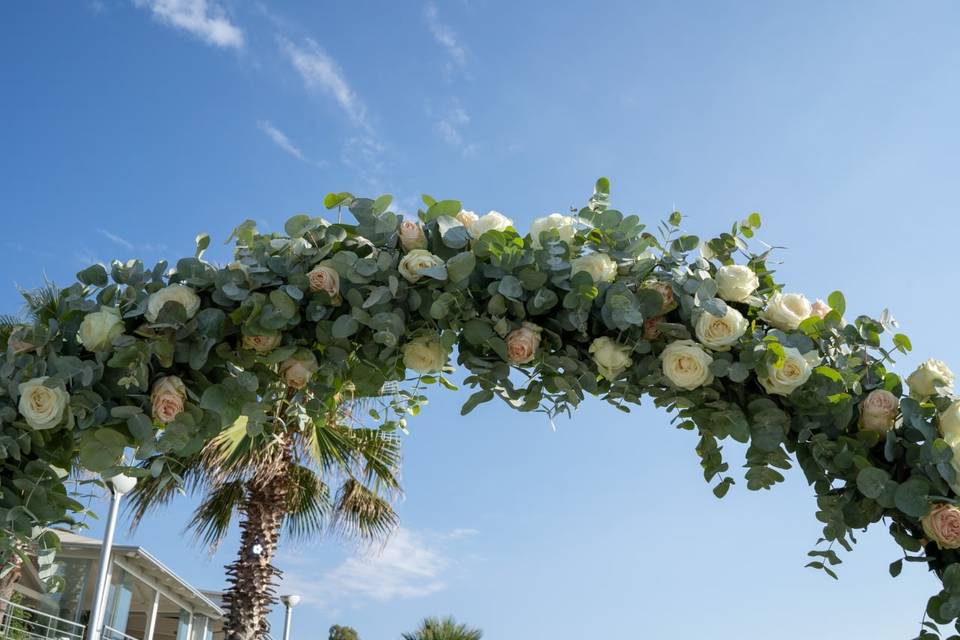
xmin=281 ymin=594 xmax=301 ymax=608
xmin=108 ymin=473 xmax=138 ymax=495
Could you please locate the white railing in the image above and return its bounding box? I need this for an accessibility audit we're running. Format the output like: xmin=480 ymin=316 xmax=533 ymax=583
xmin=101 ymin=626 xmax=140 ymax=640
xmin=0 ymin=596 xmax=85 ymax=640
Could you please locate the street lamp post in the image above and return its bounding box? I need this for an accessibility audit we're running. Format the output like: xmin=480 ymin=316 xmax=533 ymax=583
xmin=85 ymin=474 xmax=137 ymax=640
xmin=280 ymin=594 xmax=300 ymax=640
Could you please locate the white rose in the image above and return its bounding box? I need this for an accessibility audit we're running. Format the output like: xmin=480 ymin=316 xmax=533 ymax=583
xmin=280 ymin=350 xmax=319 ymax=389
xmin=506 ymin=322 xmax=542 ymax=365
xmin=571 ymin=253 xmax=617 ymax=283
xmin=18 ymin=377 xmax=70 ymax=430
xmin=660 ymin=339 xmax=714 ymax=390
xmin=145 ymin=284 xmax=201 ymax=322
xmin=77 ymin=306 xmax=124 ymax=352
xmin=589 ymin=337 xmax=633 ymax=380
xmin=398 ymin=249 xmax=444 ymax=283
xmin=716 ymin=265 xmax=759 ymax=303
xmin=942 ymin=401 xmax=960 ymax=442
xmin=402 ymin=335 xmax=448 ymax=373
xmin=529 ymin=213 xmax=576 ymax=248
xmin=694 ymin=306 xmax=748 ymax=351
xmin=859 ymin=389 xmax=899 ymax=432
xmin=469 ymin=211 xmax=513 ymax=238
xmin=758 ymin=346 xmax=815 ymax=396
xmin=760 ymin=292 xmax=812 ymax=331
xmin=907 ymin=359 xmax=955 ymax=399
xmin=399 ymin=219 xmax=428 ymax=252
xmin=456 ymin=210 xmax=478 ymax=231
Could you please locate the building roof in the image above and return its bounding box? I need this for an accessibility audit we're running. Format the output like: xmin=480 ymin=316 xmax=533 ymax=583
xmin=54 ymin=530 xmax=224 ymax=619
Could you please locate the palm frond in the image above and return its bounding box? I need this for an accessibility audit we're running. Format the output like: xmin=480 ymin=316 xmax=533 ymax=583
xmin=125 ymin=454 xmax=207 ymax=529
xmin=19 ymin=280 xmax=61 ymax=324
xmin=331 ymin=478 xmax=398 ymax=545
xmin=283 ymin=464 xmax=332 ymax=542
xmin=187 ymin=480 xmax=246 ymax=549
xmin=402 ymin=617 xmax=483 ymax=640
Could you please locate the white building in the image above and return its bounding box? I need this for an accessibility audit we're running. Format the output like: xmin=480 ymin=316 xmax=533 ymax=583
xmin=1 ymin=531 xmax=223 ymax=640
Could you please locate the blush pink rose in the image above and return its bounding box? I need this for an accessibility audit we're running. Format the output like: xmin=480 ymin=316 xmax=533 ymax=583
xmin=643 ymin=316 xmax=663 ymax=341
xmin=922 ymin=503 xmax=960 ymax=549
xmin=151 ymin=376 xmax=186 ymax=424
xmin=505 ymin=323 xmax=541 ymax=365
xmin=810 ymin=299 xmax=832 ymax=319
xmin=307 ymin=265 xmax=340 ymax=297
xmin=644 ymin=281 xmax=677 ymax=314
xmin=399 ymin=220 xmax=428 ymax=252
xmin=243 ymin=334 xmax=282 ymax=353
xmin=859 ymin=389 xmax=899 ymax=432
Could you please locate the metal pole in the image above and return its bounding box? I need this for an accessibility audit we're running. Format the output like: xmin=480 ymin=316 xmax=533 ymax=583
xmin=279 ymin=595 xmax=299 ymax=640
xmin=282 ymin=605 xmax=293 ymax=640
xmin=86 ymin=475 xmax=136 ymax=640
xmin=85 ymin=488 xmax=122 ymax=640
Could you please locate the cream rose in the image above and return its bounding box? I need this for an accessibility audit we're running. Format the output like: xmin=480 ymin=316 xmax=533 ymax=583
xmin=151 ymin=375 xmax=186 ymax=424
xmin=243 ymin=334 xmax=283 ymax=353
xmin=469 ymin=211 xmax=513 ymax=238
xmin=307 ymin=265 xmax=340 ymax=297
xmin=907 ymin=359 xmax=955 ymax=399
xmin=506 ymin=323 xmax=542 ymax=365
xmin=922 ymin=503 xmax=960 ymax=550
xmin=810 ymin=299 xmax=832 ymax=319
xmin=716 ymin=265 xmax=759 ymax=302
xmin=758 ymin=346 xmax=814 ymax=396
xmin=145 ymin=284 xmax=201 ymax=322
xmin=660 ymin=339 xmax=714 ymax=390
xmin=78 ymin=306 xmax=124 ymax=352
xmin=456 ymin=209 xmax=478 ymax=231
xmin=760 ymin=292 xmax=812 ymax=331
xmin=398 ymin=249 xmax=444 ymax=283
xmin=694 ymin=306 xmax=748 ymax=351
xmin=571 ymin=253 xmax=617 ymax=283
xmin=859 ymin=389 xmax=899 ymax=432
xmin=280 ymin=351 xmax=319 ymax=389
xmin=18 ymin=377 xmax=70 ymax=430
xmin=399 ymin=220 xmax=428 ymax=252
xmin=529 ymin=213 xmax=576 ymax=248
xmin=589 ymin=337 xmax=633 ymax=380
xmin=643 ymin=281 xmax=678 ymax=314
xmin=940 ymin=401 xmax=960 ymax=442
xmin=402 ymin=335 xmax=448 ymax=374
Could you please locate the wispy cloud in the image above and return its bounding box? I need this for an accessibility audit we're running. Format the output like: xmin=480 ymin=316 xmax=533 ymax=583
xmin=98 ymin=229 xmax=135 ymax=251
xmin=277 ymin=527 xmax=478 ymax=608
xmin=281 ymin=38 xmax=368 ymax=128
xmin=133 ymin=0 xmax=244 ymax=49
xmin=432 ymin=100 xmax=476 ymax=155
xmin=424 ymin=2 xmax=466 ymax=71
xmin=257 ymin=120 xmax=308 ymax=162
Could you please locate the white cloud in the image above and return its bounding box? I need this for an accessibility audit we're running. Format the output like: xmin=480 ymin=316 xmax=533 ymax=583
xmin=433 ymin=102 xmax=475 ymax=154
xmin=341 ymin=136 xmax=386 ymax=191
xmin=257 ymin=120 xmax=307 ymax=161
xmin=133 ymin=0 xmax=244 ymax=49
xmin=425 ymin=2 xmax=466 ymax=70
xmin=277 ymin=527 xmax=478 ymax=608
xmin=281 ymin=38 xmax=368 ymax=127
xmin=98 ymin=229 xmax=134 ymax=251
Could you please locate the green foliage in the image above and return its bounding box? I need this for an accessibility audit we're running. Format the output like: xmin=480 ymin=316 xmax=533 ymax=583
xmin=0 ymin=178 xmax=954 ymax=632
xmin=329 ymin=624 xmax=360 ymax=640
xmin=401 ymin=617 xmax=482 ymax=640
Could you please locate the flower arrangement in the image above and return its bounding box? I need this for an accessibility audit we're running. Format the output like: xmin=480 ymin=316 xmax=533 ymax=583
xmin=2 ymin=178 xmax=960 ymax=632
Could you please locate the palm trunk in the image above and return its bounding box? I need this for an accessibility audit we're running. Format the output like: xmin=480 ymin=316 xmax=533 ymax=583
xmin=221 ymin=437 xmax=292 ymax=640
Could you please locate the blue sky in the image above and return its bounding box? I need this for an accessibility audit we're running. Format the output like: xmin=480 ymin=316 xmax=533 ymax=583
xmin=3 ymin=1 xmax=960 ymax=638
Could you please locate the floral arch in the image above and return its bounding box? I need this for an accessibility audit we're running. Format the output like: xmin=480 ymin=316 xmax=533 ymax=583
xmin=2 ymin=179 xmax=960 ymax=638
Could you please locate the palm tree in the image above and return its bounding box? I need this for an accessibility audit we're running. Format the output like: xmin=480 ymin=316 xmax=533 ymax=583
xmin=401 ymin=617 xmax=483 ymax=640
xmin=129 ymin=392 xmax=401 ymax=640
